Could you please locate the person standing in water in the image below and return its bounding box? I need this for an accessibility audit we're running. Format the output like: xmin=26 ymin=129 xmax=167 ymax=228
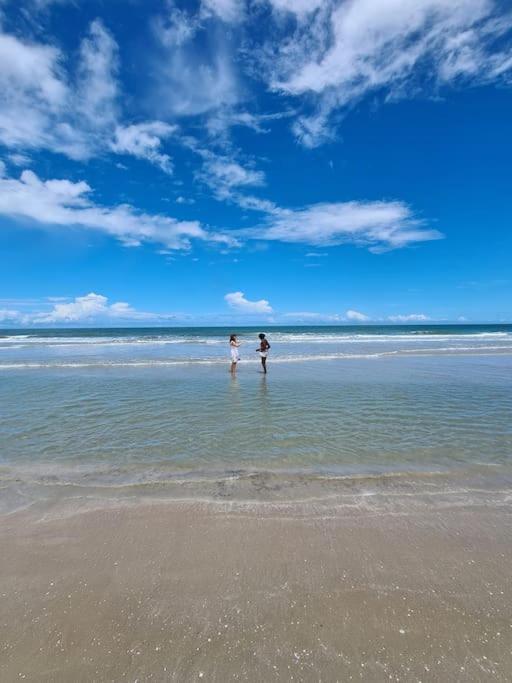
xmin=229 ymin=334 xmax=241 ymax=374
xmin=256 ymin=333 xmax=271 ymax=373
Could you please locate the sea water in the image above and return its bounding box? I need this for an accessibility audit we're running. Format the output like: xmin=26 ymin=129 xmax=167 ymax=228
xmin=1 ymin=325 xmax=511 ymax=511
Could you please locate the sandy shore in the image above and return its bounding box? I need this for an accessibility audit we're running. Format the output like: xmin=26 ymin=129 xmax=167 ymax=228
xmin=1 ymin=498 xmax=512 ymax=682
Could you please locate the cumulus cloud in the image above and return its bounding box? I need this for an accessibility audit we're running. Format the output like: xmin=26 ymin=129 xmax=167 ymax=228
xmin=225 ymin=291 xmax=273 ymax=314
xmin=264 ymin=0 xmax=512 ymax=146
xmin=345 ymin=309 xmax=369 ymax=321
xmin=241 ymin=200 xmax=442 ymax=251
xmin=0 ymin=292 xmax=182 ymax=325
xmin=388 ymin=313 xmax=430 ymax=322
xmin=0 ymin=169 xmax=236 ymax=250
xmin=33 ymin=292 xmax=169 ymax=323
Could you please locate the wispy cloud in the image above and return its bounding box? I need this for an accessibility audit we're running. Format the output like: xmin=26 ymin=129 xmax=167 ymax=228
xmin=199 ymin=155 xmax=265 ymax=200
xmin=0 ymin=19 xmax=178 ymax=169
xmin=241 ymin=200 xmax=442 ymax=251
xmin=151 ymin=5 xmax=240 ymax=117
xmin=225 ymin=290 xmax=273 ymax=313
xmin=0 ymin=19 xmax=117 ymax=159
xmin=267 ymin=0 xmax=324 ymax=17
xmin=263 ymin=0 xmax=512 ymax=146
xmin=0 ymin=308 xmax=22 ymax=324
xmin=388 ymin=313 xmax=430 ymax=322
xmin=76 ymin=19 xmax=119 ymax=133
xmin=205 ymin=107 xmax=296 ymax=141
xmin=201 ymin=0 xmax=245 ymax=24
xmin=282 ymin=311 xmax=344 ymax=322
xmin=110 ymin=121 xmax=176 ymax=174
xmin=0 ymin=169 xmax=236 ymax=250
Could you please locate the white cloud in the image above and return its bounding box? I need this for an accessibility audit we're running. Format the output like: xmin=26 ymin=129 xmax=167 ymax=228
xmin=76 ymin=19 xmax=119 ymax=132
xmin=0 ymin=308 xmax=22 ymax=323
xmin=200 ymin=156 xmax=265 ymax=199
xmin=230 ymin=193 xmax=279 ymax=213
xmin=0 ymin=169 xmax=236 ymax=250
xmin=201 ymin=0 xmax=244 ymax=23
xmin=35 ymin=292 xmax=113 ymax=323
xmin=267 ymin=0 xmax=324 ymax=17
xmin=1 ymin=292 xmax=182 ymax=325
xmin=34 ymin=293 xmax=163 ymax=323
xmin=0 ymin=28 xmax=68 ymax=150
xmin=111 ymin=121 xmax=176 ymax=173
xmin=205 ymin=107 xmax=296 ymax=140
xmin=266 ymin=0 xmax=512 ymax=146
xmin=7 ymin=152 xmax=31 ymax=166
xmin=183 ymin=130 xmax=268 ymax=203
xmin=346 ymin=309 xmax=369 ymax=321
xmin=283 ymin=311 xmax=343 ymax=322
xmin=243 ymin=200 xmax=442 ymax=251
xmin=225 ymin=291 xmax=273 ymax=313
xmin=0 ymin=20 xmax=121 ymax=160
xmin=0 ymin=20 xmax=178 ymax=169
xmin=388 ymin=313 xmax=430 ymax=322
xmin=152 ymin=9 xmax=240 ymax=117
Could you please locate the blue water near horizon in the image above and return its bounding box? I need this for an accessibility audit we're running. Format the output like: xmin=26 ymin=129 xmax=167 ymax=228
xmin=1 ymin=323 xmax=512 ymax=370
xmin=1 ymin=324 xmax=511 ymax=512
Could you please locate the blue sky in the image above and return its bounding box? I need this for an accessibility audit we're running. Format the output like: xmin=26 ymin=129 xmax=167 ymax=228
xmin=0 ymin=0 xmax=511 ymax=326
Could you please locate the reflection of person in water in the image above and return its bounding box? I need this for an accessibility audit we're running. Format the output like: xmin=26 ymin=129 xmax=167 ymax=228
xmin=256 ymin=333 xmax=271 ymax=374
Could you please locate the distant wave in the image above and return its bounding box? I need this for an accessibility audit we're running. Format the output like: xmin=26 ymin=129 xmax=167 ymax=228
xmin=1 ymin=345 xmax=511 ymax=369
xmin=1 ymin=331 xmax=510 ymax=349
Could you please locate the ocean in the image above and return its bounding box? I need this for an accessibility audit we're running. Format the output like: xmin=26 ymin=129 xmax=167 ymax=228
xmin=1 ymin=324 xmax=511 ymax=513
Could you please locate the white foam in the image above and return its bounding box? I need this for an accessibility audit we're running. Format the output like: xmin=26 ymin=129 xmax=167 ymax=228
xmin=2 ymin=330 xmax=510 ymax=349
xmin=1 ymin=345 xmax=511 ymax=370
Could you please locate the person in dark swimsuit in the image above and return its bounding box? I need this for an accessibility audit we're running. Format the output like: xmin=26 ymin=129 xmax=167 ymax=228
xmin=256 ymin=333 xmax=271 ymax=374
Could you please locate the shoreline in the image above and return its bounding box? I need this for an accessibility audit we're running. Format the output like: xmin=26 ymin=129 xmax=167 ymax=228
xmin=3 ymin=464 xmax=512 ymax=518
xmin=2 ymin=345 xmax=512 ymax=371
xmin=2 ymin=497 xmax=511 ymax=681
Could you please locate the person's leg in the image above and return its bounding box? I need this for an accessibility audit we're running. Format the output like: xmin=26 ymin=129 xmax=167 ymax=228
xmin=261 ymin=356 xmax=267 ymax=373
xmin=231 ymin=361 xmax=236 ymax=373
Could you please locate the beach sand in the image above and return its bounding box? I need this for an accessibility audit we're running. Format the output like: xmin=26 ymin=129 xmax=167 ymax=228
xmin=1 ymin=497 xmax=511 ymax=682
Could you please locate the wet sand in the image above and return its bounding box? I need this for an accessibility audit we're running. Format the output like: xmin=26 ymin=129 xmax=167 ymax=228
xmin=1 ymin=498 xmax=512 ymax=682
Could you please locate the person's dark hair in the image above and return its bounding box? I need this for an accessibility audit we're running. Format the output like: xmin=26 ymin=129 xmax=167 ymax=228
xmin=258 ymin=333 xmax=266 ymax=340
xmin=230 ymin=334 xmax=237 ymax=342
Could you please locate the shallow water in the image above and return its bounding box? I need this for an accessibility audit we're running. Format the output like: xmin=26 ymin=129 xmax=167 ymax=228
xmin=1 ymin=325 xmax=511 ymax=512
